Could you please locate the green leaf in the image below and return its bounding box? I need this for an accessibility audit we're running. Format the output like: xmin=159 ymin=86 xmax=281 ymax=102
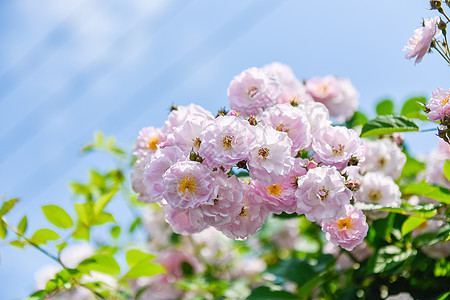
xmin=437 ymin=291 xmax=450 ymax=300
xmin=401 ymin=216 xmax=427 ymax=237
xmin=30 ymin=229 xmax=60 ymax=245
xmin=373 ymin=213 xmax=395 ymax=243
xmin=17 ymin=216 xmax=28 ymax=235
xmin=248 ymin=286 xmax=296 ymax=300
xmin=94 ymin=131 xmax=103 ymax=147
xmin=345 ymin=111 xmax=368 ymax=128
xmin=126 ymin=249 xmax=157 ymax=268
xmin=42 ymin=205 xmax=73 ymax=229
xmin=94 ymin=188 xmax=118 ymax=216
xmin=56 ymin=242 xmax=68 ymax=252
xmin=71 ymin=224 xmax=90 ymax=241
xmin=401 ymin=96 xmax=428 ymax=120
xmin=376 ymin=99 xmax=394 ymax=115
xmin=360 ymin=115 xmax=419 ymax=137
xmin=93 ymin=212 xmax=115 ymax=225
xmin=125 ymin=263 xmax=165 ymax=279
xmin=0 ymin=198 xmax=19 ymax=216
xmin=129 ymin=217 xmax=141 ymax=233
xmin=0 ymin=221 xmax=7 ymax=239
xmin=401 ymin=181 xmax=450 ymax=204
xmin=401 ymin=153 xmax=426 ymax=178
xmin=79 ymin=254 xmax=120 ymax=275
xmin=10 ymin=240 xmax=24 ymax=248
xmin=269 ymin=258 xmax=316 ymax=285
xmin=444 ymin=160 xmax=450 ymax=182
xmin=110 ymin=225 xmax=121 ymax=238
xmin=74 ymin=202 xmax=94 ymax=225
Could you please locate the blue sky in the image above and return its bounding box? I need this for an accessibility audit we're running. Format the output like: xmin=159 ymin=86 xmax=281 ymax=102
xmin=0 ymin=0 xmax=448 ymax=298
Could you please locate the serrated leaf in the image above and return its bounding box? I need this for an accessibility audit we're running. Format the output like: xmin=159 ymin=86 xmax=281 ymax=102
xmin=444 ymin=160 xmax=450 ymax=182
xmin=401 ymin=216 xmax=427 ymax=237
xmin=17 ymin=215 xmax=27 ymax=235
xmin=94 ymin=188 xmax=118 ymax=216
xmin=376 ymin=99 xmax=394 ymax=115
xmin=360 ymin=115 xmax=419 ymax=137
xmin=401 ymin=181 xmax=450 ymax=204
xmin=0 ymin=221 xmax=7 ymax=239
xmin=31 ymin=229 xmax=60 ymax=245
xmin=401 ymin=97 xmax=428 ymax=120
xmin=126 ymin=249 xmax=157 ymax=268
xmin=124 ymin=263 xmax=165 ymax=279
xmin=0 ymin=198 xmax=19 ymax=216
xmin=42 ymin=205 xmax=73 ymax=229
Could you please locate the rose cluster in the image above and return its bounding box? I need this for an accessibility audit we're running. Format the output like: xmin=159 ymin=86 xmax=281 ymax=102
xmin=131 ymin=63 xmax=384 ymax=251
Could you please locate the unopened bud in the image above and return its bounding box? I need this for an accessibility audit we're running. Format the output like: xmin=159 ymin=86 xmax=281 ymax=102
xmin=430 ymin=0 xmax=442 ymax=9
xmin=236 ymin=160 xmax=248 ymax=170
xmin=438 ymin=19 xmax=447 ymax=31
xmin=306 ymin=160 xmax=318 ymax=170
xmin=189 ymin=150 xmax=204 ymax=163
xmin=441 ymin=115 xmax=450 ymax=126
xmin=227 ymin=110 xmax=239 ymax=117
xmin=170 ymin=104 xmax=178 ymax=112
xmin=346 ymin=180 xmax=361 ymax=192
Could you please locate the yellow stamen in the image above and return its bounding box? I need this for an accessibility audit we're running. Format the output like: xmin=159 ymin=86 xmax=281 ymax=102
xmin=368 ymin=190 xmax=382 ymax=202
xmin=247 ymin=87 xmax=259 ymax=99
xmin=332 ymin=144 xmax=344 ymax=155
xmin=222 ymin=135 xmax=234 ymax=149
xmin=267 ymin=183 xmax=283 ymax=196
xmin=148 ymin=137 xmax=159 ymax=150
xmin=177 ymin=176 xmax=197 ymax=196
xmin=258 ymin=147 xmax=270 ymax=159
xmin=442 ymin=94 xmax=450 ymax=107
xmin=318 ymin=188 xmax=329 ymax=202
xmin=239 ymin=207 xmax=247 ymax=217
xmin=337 ymin=216 xmax=353 ymax=230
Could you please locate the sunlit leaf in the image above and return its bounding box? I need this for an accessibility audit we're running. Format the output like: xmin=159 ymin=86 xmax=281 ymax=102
xmin=345 ymin=111 xmax=368 ymax=128
xmin=360 ymin=115 xmax=419 ymax=137
xmin=94 ymin=188 xmax=118 ymax=216
xmin=126 ymin=249 xmax=157 ymax=268
xmin=0 ymin=198 xmax=19 ymax=216
xmin=444 ymin=160 xmax=450 ymax=182
xmin=10 ymin=240 xmax=24 ymax=248
xmin=401 ymin=216 xmax=427 ymax=237
xmin=74 ymin=202 xmax=94 ymax=225
xmin=0 ymin=221 xmax=7 ymax=239
xmin=42 ymin=205 xmax=73 ymax=229
xmin=31 ymin=229 xmax=60 ymax=245
xmin=401 ymin=153 xmax=426 ymax=178
xmin=401 ymin=181 xmax=450 ymax=204
xmin=110 ymin=225 xmax=121 ymax=239
xmin=124 ymin=263 xmax=165 ymax=279
xmin=17 ymin=216 xmax=27 ymax=235
xmin=79 ymin=254 xmax=120 ymax=275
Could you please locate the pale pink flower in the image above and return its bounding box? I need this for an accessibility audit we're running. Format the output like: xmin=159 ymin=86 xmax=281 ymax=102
xmin=426 ymin=88 xmax=450 ymax=122
xmin=426 ymin=141 xmax=450 ymax=189
xmin=305 ymin=76 xmax=359 ymax=122
xmin=262 ymin=62 xmax=311 ymax=104
xmin=198 ymin=116 xmax=255 ymax=170
xmin=172 ymin=113 xmax=214 ymax=152
xmin=252 ymin=178 xmax=297 ymax=214
xmin=133 ymin=126 xmax=164 ymax=159
xmin=297 ymin=101 xmax=332 ymax=135
xmin=200 ymin=174 xmax=245 ymax=227
xmin=218 ymin=184 xmax=270 ymax=240
xmin=295 ymin=166 xmax=351 ymax=222
xmin=162 ymin=161 xmax=216 ymax=211
xmin=258 ymin=103 xmax=312 ymax=155
xmin=228 ymin=67 xmax=280 ymax=117
xmin=354 ymin=172 xmax=401 ymax=220
xmin=360 ymin=138 xmax=406 ymax=180
xmin=143 ymin=146 xmax=188 ymax=203
xmin=404 ymin=17 xmax=441 ymax=64
xmin=131 ymin=154 xmax=155 ymax=203
xmin=312 ymin=126 xmax=364 ymax=171
xmin=156 ymin=250 xmax=203 ymax=283
xmin=162 ymin=204 xmax=207 ymax=235
xmin=247 ymin=125 xmax=294 ymax=183
xmin=321 ymin=204 xmax=368 ymax=251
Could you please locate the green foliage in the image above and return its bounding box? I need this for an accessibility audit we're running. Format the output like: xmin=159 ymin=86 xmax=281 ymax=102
xmin=123 ymin=249 xmax=165 ymax=279
xmin=345 ymin=111 xmax=368 ymax=128
xmin=376 ymin=99 xmax=394 ymax=115
xmin=0 ymin=198 xmax=19 ymax=216
xmin=401 ymin=181 xmax=450 ymax=204
xmin=360 ymin=115 xmax=419 ymax=137
xmin=17 ymin=216 xmax=28 ymax=235
xmin=247 ymin=286 xmax=297 ymax=300
xmin=30 ymin=229 xmax=60 ymax=245
xmin=42 ymin=205 xmax=73 ymax=229
xmin=401 ymin=97 xmax=428 ymax=120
